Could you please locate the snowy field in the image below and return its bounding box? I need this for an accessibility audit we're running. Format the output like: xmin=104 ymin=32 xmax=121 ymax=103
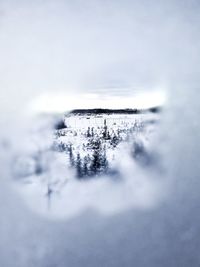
xmin=10 ymin=111 xmax=160 ymax=218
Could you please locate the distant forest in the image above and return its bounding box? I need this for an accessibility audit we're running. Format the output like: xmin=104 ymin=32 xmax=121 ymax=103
xmin=67 ymin=107 xmax=161 ymax=116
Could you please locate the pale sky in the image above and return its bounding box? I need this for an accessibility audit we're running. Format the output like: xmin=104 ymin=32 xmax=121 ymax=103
xmin=0 ymin=0 xmax=200 ymax=115
xmin=30 ymin=91 xmax=167 ymax=114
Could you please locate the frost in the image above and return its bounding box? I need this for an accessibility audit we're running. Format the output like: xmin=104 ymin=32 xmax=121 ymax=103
xmin=0 ymin=0 xmax=200 ymax=266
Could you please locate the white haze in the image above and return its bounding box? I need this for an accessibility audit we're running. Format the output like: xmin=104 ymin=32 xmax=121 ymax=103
xmin=0 ymin=0 xmax=200 ymax=266
xmin=0 ymin=0 xmax=199 ymax=116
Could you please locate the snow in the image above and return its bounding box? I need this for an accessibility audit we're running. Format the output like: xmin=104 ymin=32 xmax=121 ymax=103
xmin=0 ymin=0 xmax=200 ymax=265
xmin=10 ymin=111 xmax=162 ymax=218
xmin=1 ymin=87 xmax=200 ymax=267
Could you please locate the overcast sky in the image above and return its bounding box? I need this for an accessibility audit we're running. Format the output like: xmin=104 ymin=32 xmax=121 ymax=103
xmin=0 ymin=0 xmax=200 ymax=114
